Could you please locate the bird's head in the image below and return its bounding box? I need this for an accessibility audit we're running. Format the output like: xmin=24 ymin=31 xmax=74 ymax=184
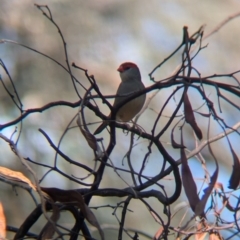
xmin=117 ymin=62 xmax=141 ymax=82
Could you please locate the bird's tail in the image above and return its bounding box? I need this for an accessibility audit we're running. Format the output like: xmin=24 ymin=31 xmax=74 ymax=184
xmin=94 ymin=121 xmax=109 ymax=135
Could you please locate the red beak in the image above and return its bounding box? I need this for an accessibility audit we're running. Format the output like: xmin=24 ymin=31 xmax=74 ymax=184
xmin=117 ymin=65 xmax=124 ymax=72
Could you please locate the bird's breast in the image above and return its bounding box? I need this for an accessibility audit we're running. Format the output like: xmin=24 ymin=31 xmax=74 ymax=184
xmin=116 ymin=94 xmax=145 ymax=122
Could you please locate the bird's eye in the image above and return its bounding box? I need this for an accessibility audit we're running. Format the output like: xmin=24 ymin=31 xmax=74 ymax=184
xmin=124 ymin=66 xmax=130 ymax=71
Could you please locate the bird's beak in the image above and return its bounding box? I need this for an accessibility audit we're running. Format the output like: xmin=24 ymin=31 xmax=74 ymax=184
xmin=117 ymin=66 xmax=123 ymax=72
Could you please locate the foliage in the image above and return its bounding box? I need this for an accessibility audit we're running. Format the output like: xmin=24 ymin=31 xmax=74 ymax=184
xmin=0 ymin=4 xmax=240 ymax=240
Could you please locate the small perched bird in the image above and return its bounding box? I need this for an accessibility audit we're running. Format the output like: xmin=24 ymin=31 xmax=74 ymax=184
xmin=94 ymin=62 xmax=146 ymax=134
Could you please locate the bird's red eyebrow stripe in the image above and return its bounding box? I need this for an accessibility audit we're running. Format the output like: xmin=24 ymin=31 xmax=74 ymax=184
xmin=122 ymin=62 xmax=137 ymax=68
xmin=117 ymin=62 xmax=138 ymax=71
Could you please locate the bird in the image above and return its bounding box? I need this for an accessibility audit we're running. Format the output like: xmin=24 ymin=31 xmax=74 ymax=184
xmin=94 ymin=62 xmax=146 ymax=134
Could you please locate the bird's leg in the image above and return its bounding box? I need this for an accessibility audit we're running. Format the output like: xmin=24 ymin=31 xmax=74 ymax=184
xmin=133 ymin=122 xmax=145 ymax=139
xmin=122 ymin=122 xmax=132 ymax=135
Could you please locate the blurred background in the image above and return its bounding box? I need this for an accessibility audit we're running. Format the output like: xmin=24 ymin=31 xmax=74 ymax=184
xmin=0 ymin=0 xmax=240 ymax=239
